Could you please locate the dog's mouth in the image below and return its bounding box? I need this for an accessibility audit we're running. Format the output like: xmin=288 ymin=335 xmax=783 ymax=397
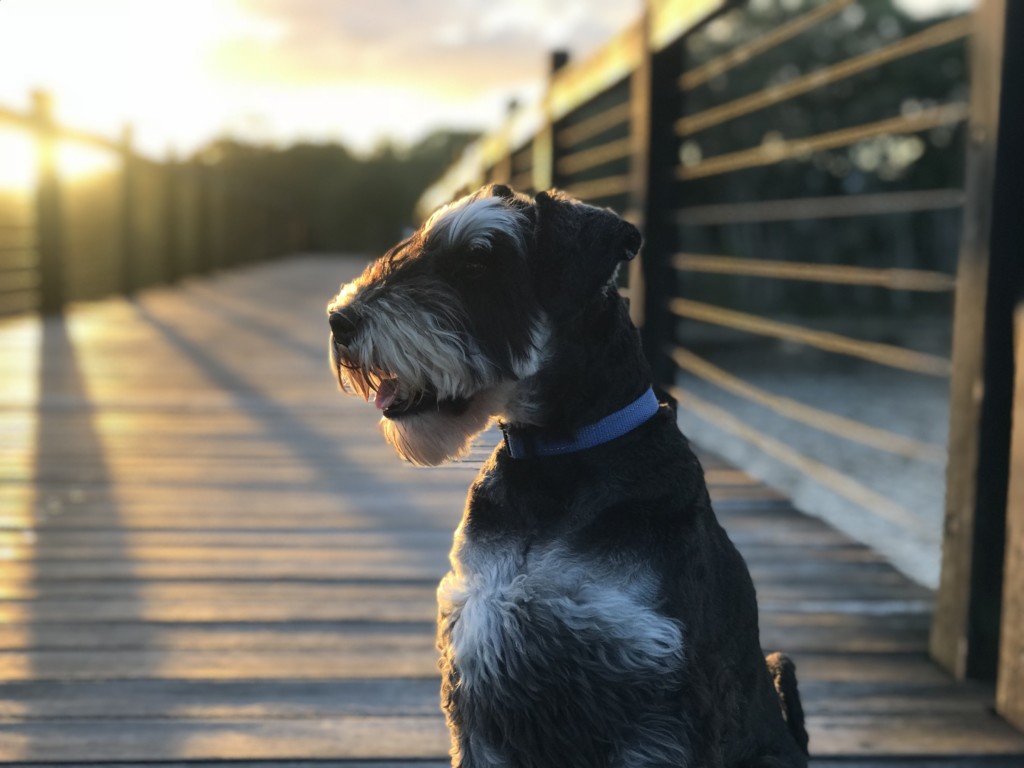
xmin=372 ymin=377 xmax=473 ymax=420
xmin=332 ymin=343 xmax=471 ymax=420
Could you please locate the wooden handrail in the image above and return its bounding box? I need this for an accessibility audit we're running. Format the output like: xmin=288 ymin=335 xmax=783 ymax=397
xmin=677 ymin=102 xmax=969 ymax=181
xmin=670 ymin=297 xmax=953 ymax=377
xmin=678 ymin=0 xmax=855 ymax=90
xmin=675 ymin=189 xmax=965 ymax=225
xmin=677 ymin=16 xmax=970 ymax=136
xmin=671 ymin=346 xmax=945 ymax=462
xmin=673 ymin=253 xmax=957 ymax=291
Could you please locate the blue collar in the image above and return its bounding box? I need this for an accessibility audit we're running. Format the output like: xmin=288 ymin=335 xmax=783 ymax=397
xmin=501 ymin=387 xmax=661 ymax=459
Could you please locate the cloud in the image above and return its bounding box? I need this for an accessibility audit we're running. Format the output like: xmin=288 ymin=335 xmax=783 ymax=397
xmin=0 ymin=0 xmax=638 ymax=156
xmin=217 ymin=0 xmax=639 ymax=97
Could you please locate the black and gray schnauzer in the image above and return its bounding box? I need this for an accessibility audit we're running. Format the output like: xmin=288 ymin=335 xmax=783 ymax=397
xmin=327 ymin=185 xmax=809 ymax=767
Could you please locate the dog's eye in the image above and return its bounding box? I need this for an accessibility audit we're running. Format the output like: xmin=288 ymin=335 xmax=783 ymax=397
xmin=460 ymin=247 xmax=490 ymax=273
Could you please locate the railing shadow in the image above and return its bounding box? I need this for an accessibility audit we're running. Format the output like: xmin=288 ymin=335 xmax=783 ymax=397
xmin=15 ymin=312 xmax=176 ymax=760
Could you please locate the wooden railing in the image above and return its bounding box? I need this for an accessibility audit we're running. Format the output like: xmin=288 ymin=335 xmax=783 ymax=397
xmin=418 ymin=0 xmax=1024 ymax=727
xmin=0 ymin=91 xmax=300 ymax=316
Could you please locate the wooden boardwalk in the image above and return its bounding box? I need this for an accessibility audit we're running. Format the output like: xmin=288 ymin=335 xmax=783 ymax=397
xmin=0 ymin=255 xmax=1021 ymax=766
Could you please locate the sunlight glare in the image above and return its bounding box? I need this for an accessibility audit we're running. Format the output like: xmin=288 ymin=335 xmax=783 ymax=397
xmin=57 ymin=143 xmax=119 ymax=186
xmin=0 ymin=130 xmax=35 ymax=192
xmin=0 ymin=131 xmax=119 ymax=191
xmin=0 ymin=0 xmax=284 ymax=158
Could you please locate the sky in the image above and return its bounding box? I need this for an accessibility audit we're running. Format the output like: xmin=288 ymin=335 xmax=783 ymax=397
xmin=0 ymin=0 xmax=975 ymax=179
xmin=0 ymin=0 xmax=641 ymax=160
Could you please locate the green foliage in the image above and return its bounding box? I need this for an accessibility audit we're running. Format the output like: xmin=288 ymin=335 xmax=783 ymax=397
xmin=198 ymin=130 xmax=477 ymax=254
xmin=676 ymin=0 xmax=969 ymax=319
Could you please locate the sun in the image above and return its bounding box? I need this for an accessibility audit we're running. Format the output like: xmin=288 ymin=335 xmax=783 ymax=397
xmin=0 ymin=0 xmax=284 ymax=166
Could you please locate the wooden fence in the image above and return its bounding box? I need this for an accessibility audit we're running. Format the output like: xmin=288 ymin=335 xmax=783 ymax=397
xmin=417 ymin=0 xmax=1024 ymax=729
xmin=0 ymin=91 xmax=299 ymax=316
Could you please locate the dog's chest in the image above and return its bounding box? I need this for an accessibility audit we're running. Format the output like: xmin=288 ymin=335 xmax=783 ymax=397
xmin=437 ymin=531 xmax=685 ymax=700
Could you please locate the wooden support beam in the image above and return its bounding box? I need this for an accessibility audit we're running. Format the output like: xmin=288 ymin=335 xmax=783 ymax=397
xmin=195 ymin=163 xmax=213 ymax=275
xmin=932 ymin=0 xmax=1024 ymax=683
xmin=999 ymin=305 xmax=1024 ymax=730
xmin=119 ymin=124 xmax=137 ymax=294
xmin=161 ymin=149 xmax=180 ymax=283
xmin=633 ymin=11 xmax=686 ymax=388
xmin=32 ymin=90 xmax=63 ymax=314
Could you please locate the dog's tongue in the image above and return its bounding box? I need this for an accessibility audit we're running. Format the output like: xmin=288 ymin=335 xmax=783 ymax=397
xmin=374 ymin=379 xmax=399 ymax=410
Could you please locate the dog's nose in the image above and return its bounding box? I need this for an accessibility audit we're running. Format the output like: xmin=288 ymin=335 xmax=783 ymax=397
xmin=329 ymin=310 xmax=358 ymax=347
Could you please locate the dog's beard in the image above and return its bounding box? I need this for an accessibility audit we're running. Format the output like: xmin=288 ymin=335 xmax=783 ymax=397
xmin=331 ymin=336 xmax=508 ymax=466
xmin=380 ymin=391 xmax=498 ymax=467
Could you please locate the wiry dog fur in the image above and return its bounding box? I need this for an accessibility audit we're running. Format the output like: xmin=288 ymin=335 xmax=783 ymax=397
xmin=327 ymin=185 xmax=809 ymax=767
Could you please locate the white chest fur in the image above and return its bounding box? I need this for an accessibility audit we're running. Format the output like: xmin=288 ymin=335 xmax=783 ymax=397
xmin=437 ymin=531 xmax=686 ymax=695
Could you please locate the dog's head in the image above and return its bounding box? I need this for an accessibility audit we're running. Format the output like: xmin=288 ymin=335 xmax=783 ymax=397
xmin=326 ymin=184 xmax=641 ymax=465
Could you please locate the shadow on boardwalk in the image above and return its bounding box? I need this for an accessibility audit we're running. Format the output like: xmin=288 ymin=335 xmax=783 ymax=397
xmin=0 ymin=255 xmax=1021 ymax=765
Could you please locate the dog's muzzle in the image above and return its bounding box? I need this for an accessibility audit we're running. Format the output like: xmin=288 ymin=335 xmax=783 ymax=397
xmin=327 ymin=308 xmax=472 ymax=420
xmin=329 ymin=309 xmax=358 ymax=347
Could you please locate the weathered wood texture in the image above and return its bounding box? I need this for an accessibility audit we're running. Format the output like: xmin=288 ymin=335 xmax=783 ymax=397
xmin=0 ymin=256 xmax=1021 ymax=765
xmin=998 ymin=304 xmax=1024 ymax=730
xmin=932 ymin=0 xmax=1020 ymax=683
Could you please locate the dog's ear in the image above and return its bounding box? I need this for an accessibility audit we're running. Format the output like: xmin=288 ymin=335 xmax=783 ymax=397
xmin=483 ymin=183 xmax=516 ymax=201
xmin=532 ymin=190 xmax=641 ymax=315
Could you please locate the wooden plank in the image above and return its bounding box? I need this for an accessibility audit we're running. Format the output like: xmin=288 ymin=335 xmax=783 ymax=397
xmin=805 ymin=712 xmax=1024 ymax=756
xmin=0 ymin=678 xmax=441 ymax=719
xmin=3 ymin=256 xmax=1024 ymax=762
xmin=0 ymin=648 xmax=440 ymax=682
xmin=0 ymin=717 xmax=450 ymax=762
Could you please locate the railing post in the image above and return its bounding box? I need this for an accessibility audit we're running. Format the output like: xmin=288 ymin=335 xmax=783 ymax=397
xmin=991 ymin=0 xmax=1024 ymax=717
xmin=32 ymin=90 xmax=64 ymax=314
xmin=195 ymin=161 xmax=213 ymax=275
xmin=534 ymin=50 xmax=569 ymax=193
xmin=634 ymin=15 xmax=683 ymax=390
xmin=1000 ymin=304 xmax=1024 ymax=730
xmin=932 ymin=0 xmax=1023 ymax=682
xmin=627 ymin=9 xmax=654 ymax=332
xmin=211 ymin=162 xmax=226 ymax=270
xmin=119 ymin=123 xmax=137 ymax=294
xmin=162 ymin=148 xmax=180 ymax=283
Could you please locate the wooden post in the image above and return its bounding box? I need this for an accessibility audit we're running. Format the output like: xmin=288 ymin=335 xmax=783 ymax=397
xmin=492 ymin=101 xmax=516 ymax=186
xmin=32 ymin=90 xmax=63 ymax=314
xmin=211 ymin=163 xmax=226 ymax=270
xmin=195 ymin=162 xmax=213 ymax=274
xmin=626 ymin=8 xmax=654 ymax=331
xmin=162 ymin=149 xmax=180 ymax=283
xmin=119 ymin=124 xmax=137 ymax=294
xmin=635 ymin=23 xmax=684 ymax=390
xmin=999 ymin=305 xmax=1024 ymax=730
xmin=931 ymin=0 xmax=1023 ymax=681
xmin=534 ymin=50 xmax=569 ymax=193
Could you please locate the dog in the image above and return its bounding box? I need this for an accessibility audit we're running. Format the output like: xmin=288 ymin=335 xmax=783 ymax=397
xmin=327 ymin=184 xmax=809 ymax=767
